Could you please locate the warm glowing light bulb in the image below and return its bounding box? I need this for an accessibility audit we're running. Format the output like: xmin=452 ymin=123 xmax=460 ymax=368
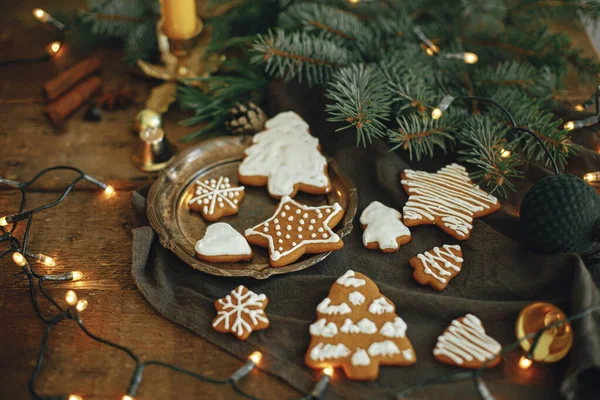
xmin=47 ymin=41 xmax=61 ymax=55
xmin=249 ymin=351 xmax=262 ymax=365
xmin=584 ymin=173 xmax=594 ymax=181
xmin=68 ymin=395 xmax=83 ymax=400
xmin=431 ymin=108 xmax=442 ymax=120
xmin=71 ymin=271 xmax=83 ymax=281
xmin=104 ymin=185 xmax=115 ymax=196
xmin=76 ymin=299 xmax=88 ymax=312
xmin=463 ymin=52 xmax=479 ymax=64
xmin=518 ymin=355 xmax=533 ymax=369
xmin=33 ymin=8 xmax=48 ymax=21
xmin=122 ymin=396 xmax=135 ymax=400
xmin=40 ymin=254 xmax=56 ymax=267
xmin=500 ymin=148 xmax=511 ymax=158
xmin=348 ymin=0 xmax=360 ymax=3
xmin=323 ymin=365 xmax=334 ymax=377
xmin=65 ymin=290 xmax=78 ymax=306
xmin=0 ymin=216 xmax=8 ymax=226
xmin=564 ymin=121 xmax=575 ymax=131
xmin=575 ymin=104 xmax=585 ymax=112
xmin=12 ymin=252 xmax=27 ymax=267
xmin=425 ymin=47 xmax=435 ymax=56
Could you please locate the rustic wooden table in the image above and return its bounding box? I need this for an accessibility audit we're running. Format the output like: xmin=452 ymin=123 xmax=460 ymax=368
xmin=0 ymin=1 xmax=299 ymax=399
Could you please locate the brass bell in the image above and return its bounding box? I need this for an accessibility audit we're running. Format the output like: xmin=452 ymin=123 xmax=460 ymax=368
xmin=515 ymin=302 xmax=573 ymax=363
xmin=132 ymin=126 xmax=175 ymax=172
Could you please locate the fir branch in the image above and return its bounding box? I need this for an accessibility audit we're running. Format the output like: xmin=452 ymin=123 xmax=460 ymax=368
xmin=325 ymin=64 xmax=393 ymax=146
xmin=389 ymin=114 xmax=454 ymax=160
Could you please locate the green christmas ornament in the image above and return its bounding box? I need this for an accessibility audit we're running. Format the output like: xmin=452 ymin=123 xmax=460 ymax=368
xmin=520 ymin=174 xmax=600 ymax=254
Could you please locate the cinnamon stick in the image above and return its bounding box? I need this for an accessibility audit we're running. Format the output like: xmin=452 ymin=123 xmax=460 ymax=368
xmin=43 ymin=57 xmax=102 ymax=101
xmin=45 ymin=76 xmax=102 ymax=127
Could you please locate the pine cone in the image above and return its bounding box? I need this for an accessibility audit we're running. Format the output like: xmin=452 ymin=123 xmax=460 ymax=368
xmin=224 ymin=102 xmax=266 ymax=135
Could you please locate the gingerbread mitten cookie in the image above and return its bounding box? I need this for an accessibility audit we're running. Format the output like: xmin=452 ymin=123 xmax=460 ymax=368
xmin=305 ymin=270 xmax=416 ymax=380
xmin=212 ymin=286 xmax=269 ymax=340
xmin=401 ymin=164 xmax=500 ymax=240
xmin=409 ymin=245 xmax=463 ymax=291
xmin=237 ymin=111 xmax=332 ymax=199
xmin=433 ymin=314 xmax=501 ymax=369
xmin=188 ymin=176 xmax=245 ymax=221
xmin=360 ymin=201 xmax=411 ymax=252
xmin=195 ymin=223 xmax=252 ymax=263
xmin=245 ymin=196 xmax=344 ymax=267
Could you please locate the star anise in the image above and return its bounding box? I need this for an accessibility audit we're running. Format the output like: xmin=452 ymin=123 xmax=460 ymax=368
xmin=97 ymin=88 xmax=137 ymax=110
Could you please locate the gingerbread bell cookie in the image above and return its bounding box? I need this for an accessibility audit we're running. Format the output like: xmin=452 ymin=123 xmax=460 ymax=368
xmin=433 ymin=314 xmax=501 ymax=369
xmin=409 ymin=245 xmax=463 ymax=291
xmin=212 ymin=285 xmax=269 ymax=340
xmin=195 ymin=223 xmax=252 ymax=263
xmin=305 ymin=270 xmax=416 ymax=380
xmin=360 ymin=201 xmax=411 ymax=252
xmin=188 ymin=176 xmax=245 ymax=221
xmin=245 ymin=196 xmax=344 ymax=267
xmin=237 ymin=111 xmax=332 ymax=199
xmin=401 ymin=164 xmax=500 ymax=240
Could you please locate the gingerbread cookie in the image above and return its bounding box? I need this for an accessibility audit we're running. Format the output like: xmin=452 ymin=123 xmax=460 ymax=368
xmin=409 ymin=245 xmax=463 ymax=291
xmin=360 ymin=201 xmax=411 ymax=252
xmin=237 ymin=111 xmax=332 ymax=199
xmin=188 ymin=176 xmax=245 ymax=222
xmin=195 ymin=223 xmax=253 ymax=263
xmin=401 ymin=164 xmax=500 ymax=240
xmin=433 ymin=314 xmax=501 ymax=369
xmin=212 ymin=285 xmax=269 ymax=340
xmin=245 ymin=196 xmax=344 ymax=267
xmin=306 ymin=270 xmax=416 ymax=380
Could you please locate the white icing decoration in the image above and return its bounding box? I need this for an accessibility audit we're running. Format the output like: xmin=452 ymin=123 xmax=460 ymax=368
xmin=309 ymin=318 xmax=338 ymax=337
xmin=340 ymin=318 xmax=377 ymax=334
xmin=368 ymin=297 xmax=394 ymax=315
xmin=317 ymin=298 xmax=351 ymax=315
xmin=360 ymin=201 xmax=411 ymax=250
xmin=296 ymin=209 xmax=301 ymax=214
xmin=401 ymin=164 xmax=498 ymax=237
xmin=348 ymin=291 xmax=365 ymax=306
xmin=336 ymin=270 xmax=366 ymax=288
xmin=368 ymin=341 xmax=401 ymax=357
xmin=417 ymin=245 xmax=463 ymax=284
xmin=212 ymin=286 xmax=268 ymax=338
xmin=351 ymin=349 xmax=371 ymax=366
xmin=433 ymin=314 xmax=502 ymax=365
xmin=189 ymin=176 xmax=244 ymax=215
xmin=238 ymin=111 xmax=330 ymax=197
xmin=310 ymin=343 xmax=351 ymax=361
xmin=379 ymin=317 xmax=407 ymax=338
xmin=402 ymin=349 xmax=414 ymax=361
xmin=195 ymin=223 xmax=251 ymax=257
xmin=244 ymin=196 xmax=343 ymax=262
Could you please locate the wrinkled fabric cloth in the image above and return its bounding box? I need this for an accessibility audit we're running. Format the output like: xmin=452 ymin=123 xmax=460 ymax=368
xmin=131 ymin=83 xmax=600 ymax=399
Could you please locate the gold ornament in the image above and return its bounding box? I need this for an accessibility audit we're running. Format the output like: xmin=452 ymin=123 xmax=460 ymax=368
xmin=134 ymin=109 xmax=163 ymax=132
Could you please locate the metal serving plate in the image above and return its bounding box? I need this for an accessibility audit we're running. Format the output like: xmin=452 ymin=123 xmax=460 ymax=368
xmin=146 ymin=135 xmax=357 ymax=279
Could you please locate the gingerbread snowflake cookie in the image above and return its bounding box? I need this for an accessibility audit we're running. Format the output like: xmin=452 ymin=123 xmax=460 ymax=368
xmin=306 ymin=270 xmax=416 ymax=380
xmin=433 ymin=314 xmax=501 ymax=369
xmin=212 ymin=285 xmax=269 ymax=340
xmin=195 ymin=223 xmax=252 ymax=263
xmin=409 ymin=245 xmax=463 ymax=291
xmin=401 ymin=164 xmax=500 ymax=240
xmin=237 ymin=111 xmax=332 ymax=199
xmin=360 ymin=201 xmax=411 ymax=252
xmin=245 ymin=196 xmax=344 ymax=267
xmin=188 ymin=176 xmax=245 ymax=222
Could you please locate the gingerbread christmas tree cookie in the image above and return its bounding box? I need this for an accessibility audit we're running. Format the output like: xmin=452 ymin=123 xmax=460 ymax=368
xmin=212 ymin=286 xmax=269 ymax=340
xmin=306 ymin=270 xmax=416 ymax=380
xmin=245 ymin=196 xmax=344 ymax=267
xmin=237 ymin=111 xmax=332 ymax=199
xmin=360 ymin=201 xmax=411 ymax=252
xmin=433 ymin=314 xmax=501 ymax=369
xmin=401 ymin=164 xmax=500 ymax=240
xmin=409 ymin=245 xmax=463 ymax=291
xmin=188 ymin=176 xmax=245 ymax=221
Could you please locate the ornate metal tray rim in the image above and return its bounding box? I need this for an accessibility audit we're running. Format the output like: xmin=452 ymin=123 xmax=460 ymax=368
xmin=146 ymin=135 xmax=358 ymax=279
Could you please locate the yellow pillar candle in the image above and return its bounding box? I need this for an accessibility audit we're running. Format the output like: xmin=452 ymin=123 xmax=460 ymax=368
xmin=160 ymin=0 xmax=199 ymax=40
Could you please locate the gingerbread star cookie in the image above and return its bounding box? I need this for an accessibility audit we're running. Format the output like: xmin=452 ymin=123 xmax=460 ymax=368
xmin=237 ymin=111 xmax=332 ymax=199
xmin=401 ymin=164 xmax=500 ymax=240
xmin=245 ymin=196 xmax=344 ymax=267
xmin=360 ymin=201 xmax=411 ymax=252
xmin=409 ymin=245 xmax=463 ymax=291
xmin=188 ymin=176 xmax=245 ymax=222
xmin=195 ymin=223 xmax=253 ymax=263
xmin=212 ymin=285 xmax=269 ymax=340
xmin=433 ymin=314 xmax=501 ymax=369
xmin=306 ymin=270 xmax=416 ymax=381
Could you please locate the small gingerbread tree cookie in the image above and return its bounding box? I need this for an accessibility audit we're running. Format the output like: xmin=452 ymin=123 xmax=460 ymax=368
xmin=409 ymin=245 xmax=463 ymax=291
xmin=360 ymin=201 xmax=411 ymax=252
xmin=305 ymin=270 xmax=416 ymax=380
